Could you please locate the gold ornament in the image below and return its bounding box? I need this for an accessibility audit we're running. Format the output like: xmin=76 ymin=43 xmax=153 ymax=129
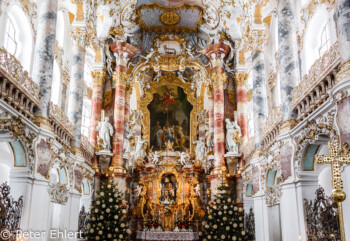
xmin=160 ymin=11 xmax=180 ymax=25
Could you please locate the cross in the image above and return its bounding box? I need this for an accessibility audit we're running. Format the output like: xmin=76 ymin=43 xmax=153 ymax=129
xmin=315 ymin=139 xmax=350 ymax=190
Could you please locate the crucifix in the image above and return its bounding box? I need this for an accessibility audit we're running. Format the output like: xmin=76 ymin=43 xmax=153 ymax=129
xmin=314 ymin=138 xmax=350 ymax=241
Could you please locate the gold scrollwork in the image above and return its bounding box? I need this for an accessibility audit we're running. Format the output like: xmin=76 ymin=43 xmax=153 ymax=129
xmin=160 ymin=11 xmax=180 ymax=25
xmin=137 ymin=2 xmax=203 ymax=32
xmin=137 ymin=72 xmax=203 ymax=155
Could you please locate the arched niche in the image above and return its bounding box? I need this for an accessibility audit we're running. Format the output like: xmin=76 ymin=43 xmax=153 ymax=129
xmin=138 ymin=73 xmax=203 ymax=154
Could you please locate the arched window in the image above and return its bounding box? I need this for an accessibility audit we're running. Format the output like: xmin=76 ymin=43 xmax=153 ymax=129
xmin=81 ymin=99 xmax=91 ymax=137
xmin=319 ymin=23 xmax=330 ymax=57
xmin=4 ymin=6 xmax=33 ymax=72
xmin=4 ymin=18 xmax=18 ymax=56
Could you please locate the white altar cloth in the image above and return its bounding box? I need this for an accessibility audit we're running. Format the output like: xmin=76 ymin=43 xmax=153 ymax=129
xmin=136 ymin=231 xmax=199 ymax=240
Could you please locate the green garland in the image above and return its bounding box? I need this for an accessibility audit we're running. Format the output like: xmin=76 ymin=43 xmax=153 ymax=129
xmin=85 ymin=181 xmax=131 ymax=241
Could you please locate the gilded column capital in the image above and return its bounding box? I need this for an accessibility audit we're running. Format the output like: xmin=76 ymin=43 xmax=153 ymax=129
xmin=113 ymin=71 xmax=129 ymax=86
xmin=91 ymin=70 xmax=106 ymax=85
xmin=70 ymin=26 xmax=88 ymax=49
xmin=211 ymin=72 xmax=228 ymax=88
xmin=234 ymin=72 xmax=249 ymax=88
xmin=250 ymin=29 xmax=267 ymax=53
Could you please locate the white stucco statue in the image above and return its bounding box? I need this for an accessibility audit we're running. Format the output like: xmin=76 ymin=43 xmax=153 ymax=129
xmin=149 ymin=151 xmax=160 ymax=164
xmin=135 ymin=184 xmax=142 ymax=198
xmin=140 ymin=48 xmax=156 ymax=64
xmin=225 ymin=118 xmax=242 ymax=154
xmin=193 ymin=137 xmax=206 ymax=161
xmin=134 ymin=136 xmax=148 ymax=160
xmin=123 ymin=123 xmax=134 ymax=154
xmin=194 ymin=184 xmax=200 ymax=196
xmin=205 ymin=125 xmax=214 ymax=154
xmin=96 ymin=117 xmax=114 ymax=151
xmin=179 ymin=151 xmax=190 ymax=165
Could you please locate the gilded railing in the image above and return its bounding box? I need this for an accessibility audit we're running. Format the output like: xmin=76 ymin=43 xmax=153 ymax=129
xmin=0 ymin=47 xmax=39 ymax=100
xmin=81 ymin=135 xmax=94 ymax=162
xmin=261 ymin=107 xmax=282 ymax=139
xmin=291 ymin=42 xmax=340 ymax=108
xmin=49 ymin=102 xmax=74 ymax=145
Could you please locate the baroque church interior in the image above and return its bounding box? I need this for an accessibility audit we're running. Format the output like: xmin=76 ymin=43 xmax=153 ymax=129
xmin=0 ymin=0 xmax=350 ymax=240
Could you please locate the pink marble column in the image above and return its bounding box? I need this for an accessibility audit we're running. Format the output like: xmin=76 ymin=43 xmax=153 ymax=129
xmin=235 ymin=72 xmax=249 ymax=144
xmin=124 ymin=91 xmax=130 ymax=123
xmin=212 ymin=72 xmax=226 ymax=168
xmin=202 ymin=40 xmax=231 ymax=171
xmin=89 ymin=71 xmax=106 ymax=147
xmin=109 ymin=41 xmax=140 ymax=173
xmin=111 ymin=69 xmax=127 ymax=171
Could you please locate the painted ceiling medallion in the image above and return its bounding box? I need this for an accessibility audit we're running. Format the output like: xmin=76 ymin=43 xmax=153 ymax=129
xmin=160 ymin=11 xmax=180 ymax=25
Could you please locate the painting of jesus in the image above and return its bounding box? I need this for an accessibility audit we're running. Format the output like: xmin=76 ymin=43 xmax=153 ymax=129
xmin=148 ymin=85 xmax=193 ymax=151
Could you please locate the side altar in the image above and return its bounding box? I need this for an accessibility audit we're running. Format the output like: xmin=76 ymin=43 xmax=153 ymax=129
xmin=131 ymin=146 xmax=206 ymax=232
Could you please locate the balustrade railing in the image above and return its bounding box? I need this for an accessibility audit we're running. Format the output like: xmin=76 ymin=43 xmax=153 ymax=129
xmin=292 ymin=42 xmax=340 ymax=121
xmin=261 ymin=107 xmax=282 ymax=148
xmin=0 ymin=47 xmax=39 ymax=120
xmin=81 ymin=135 xmax=95 ymax=163
xmin=49 ymin=102 xmax=74 ymax=146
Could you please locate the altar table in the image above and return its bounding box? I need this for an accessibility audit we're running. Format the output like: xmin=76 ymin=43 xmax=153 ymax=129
xmin=136 ymin=231 xmax=199 ymax=241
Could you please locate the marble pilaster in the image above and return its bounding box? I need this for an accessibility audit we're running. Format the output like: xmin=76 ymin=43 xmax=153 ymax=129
xmin=277 ymin=0 xmax=300 ymax=123
xmin=252 ymin=50 xmax=268 ymax=148
xmin=32 ymin=0 xmax=58 ymax=130
xmin=89 ymin=70 xmax=106 ymax=147
xmin=235 ymin=72 xmax=249 ymax=144
xmin=67 ymin=26 xmax=87 ymax=151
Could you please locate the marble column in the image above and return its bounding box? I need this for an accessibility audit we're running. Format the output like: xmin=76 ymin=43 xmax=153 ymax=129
xmin=277 ymin=0 xmax=300 ymax=127
xmin=32 ymin=0 xmax=58 ymax=130
xmin=212 ymin=71 xmax=227 ymax=168
xmin=124 ymin=90 xmax=131 ymax=123
xmin=109 ymin=41 xmax=140 ymax=175
xmin=111 ymin=67 xmax=128 ymax=172
xmin=67 ymin=26 xmax=87 ymax=152
xmin=208 ymin=88 xmax=214 ymax=130
xmin=235 ymin=72 xmax=249 ymax=144
xmin=89 ymin=70 xmax=106 ymax=147
xmin=252 ymin=48 xmax=268 ymax=149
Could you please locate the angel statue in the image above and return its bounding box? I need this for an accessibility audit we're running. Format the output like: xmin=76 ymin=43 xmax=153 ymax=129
xmin=134 ymin=136 xmax=148 ymax=160
xmin=225 ymin=118 xmax=242 ymax=154
xmin=140 ymin=48 xmax=156 ymax=64
xmin=135 ymin=184 xmax=142 ymax=198
xmin=149 ymin=151 xmax=160 ymax=164
xmin=123 ymin=123 xmax=134 ymax=154
xmin=193 ymin=137 xmax=206 ymax=161
xmin=96 ymin=117 xmax=114 ymax=151
xmin=178 ymin=151 xmax=190 ymax=165
xmin=205 ymin=124 xmax=214 ymax=154
xmin=194 ymin=184 xmax=200 ymax=196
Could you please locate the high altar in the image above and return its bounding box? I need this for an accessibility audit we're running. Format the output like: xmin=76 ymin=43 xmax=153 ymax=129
xmin=91 ymin=4 xmax=245 ymax=234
